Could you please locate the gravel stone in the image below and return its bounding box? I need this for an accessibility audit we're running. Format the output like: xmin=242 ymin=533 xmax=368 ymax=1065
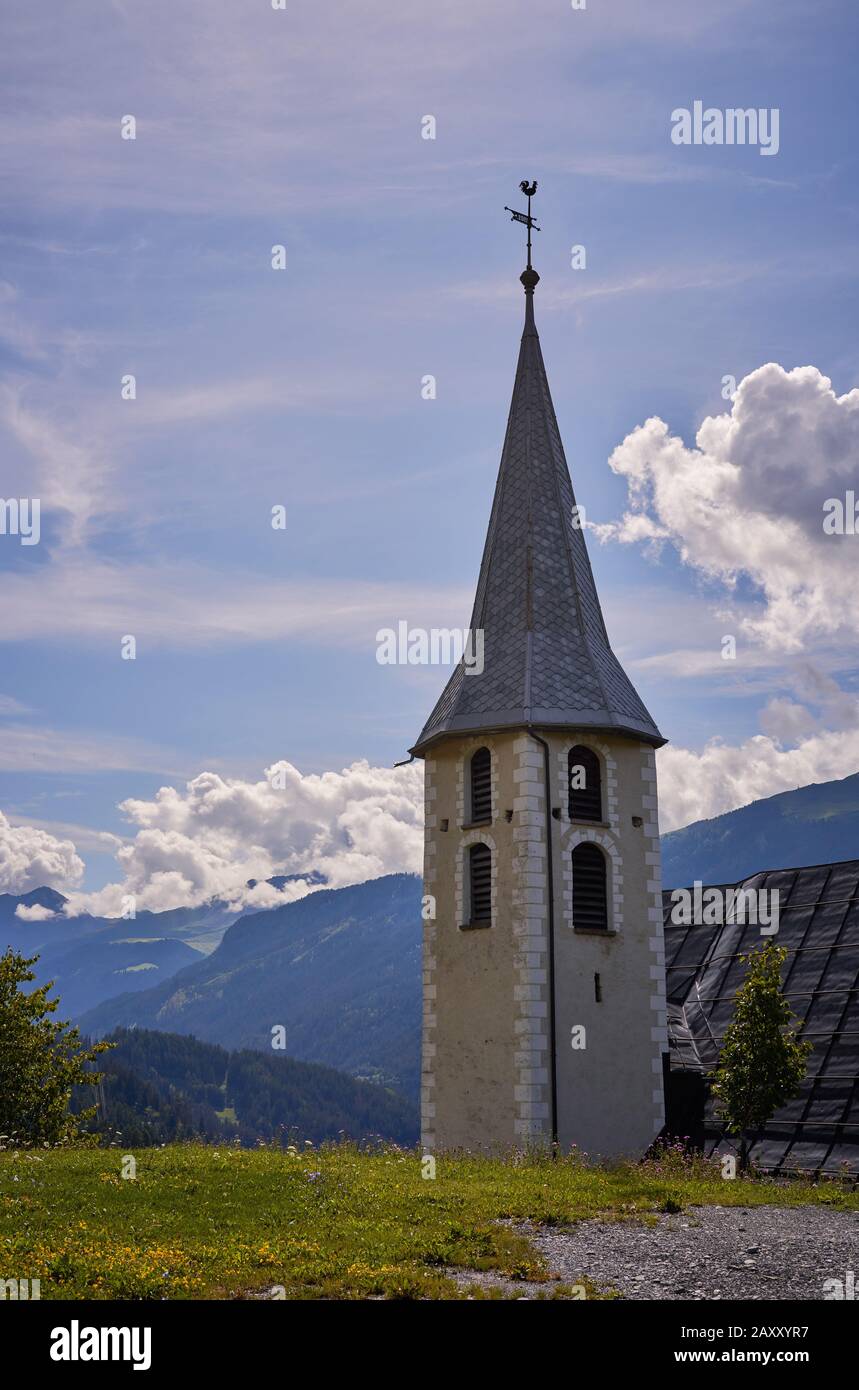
xmin=519 ymin=1205 xmax=859 ymax=1301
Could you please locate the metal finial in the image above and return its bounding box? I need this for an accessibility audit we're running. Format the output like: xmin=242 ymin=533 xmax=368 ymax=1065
xmin=504 ymin=179 xmax=540 ymax=273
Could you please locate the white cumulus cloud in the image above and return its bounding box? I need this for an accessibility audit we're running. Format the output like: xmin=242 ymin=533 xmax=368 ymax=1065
xmin=596 ymin=363 xmax=859 ymax=653
xmin=0 ymin=810 xmax=84 ymax=894
xmin=64 ymin=759 xmax=424 ymax=917
xmin=15 ymin=901 xmax=59 ymax=922
xmin=657 ymin=723 xmax=859 ymax=833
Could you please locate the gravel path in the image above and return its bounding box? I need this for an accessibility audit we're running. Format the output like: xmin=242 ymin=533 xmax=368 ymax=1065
xmin=522 ymin=1205 xmax=859 ymax=1300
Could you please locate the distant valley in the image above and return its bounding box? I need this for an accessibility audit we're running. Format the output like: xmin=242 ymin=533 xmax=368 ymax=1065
xmin=79 ymin=874 xmax=422 ymax=1101
xmin=0 ymin=873 xmax=326 ymax=1017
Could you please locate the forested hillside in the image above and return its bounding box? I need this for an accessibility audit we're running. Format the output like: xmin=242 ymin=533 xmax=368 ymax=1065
xmin=73 ymin=1027 xmax=418 ymax=1147
xmin=80 ymin=874 xmax=422 ymax=1099
xmin=661 ymin=771 xmax=859 ymax=886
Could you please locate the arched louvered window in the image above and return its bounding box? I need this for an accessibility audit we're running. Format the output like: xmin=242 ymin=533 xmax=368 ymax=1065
xmin=568 ymin=745 xmax=602 ymax=822
xmin=470 ymin=747 xmax=492 ymax=824
xmin=468 ymin=842 xmax=492 ymax=924
xmin=572 ymin=842 xmax=608 ymax=931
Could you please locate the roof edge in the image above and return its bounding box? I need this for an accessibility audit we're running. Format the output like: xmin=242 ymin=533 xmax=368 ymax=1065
xmin=410 ymin=712 xmax=667 ymax=759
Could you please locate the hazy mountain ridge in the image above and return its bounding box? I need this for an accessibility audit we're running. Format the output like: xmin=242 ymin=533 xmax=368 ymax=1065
xmin=79 ymin=874 xmax=422 ymax=1100
xmin=661 ymin=770 xmax=859 ymax=887
xmin=1 ymin=873 xmax=328 ymax=1016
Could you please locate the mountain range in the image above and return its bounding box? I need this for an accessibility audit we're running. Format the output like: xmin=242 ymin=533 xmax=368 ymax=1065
xmin=660 ymin=769 xmax=859 ymax=886
xmin=79 ymin=874 xmax=422 ymax=1100
xmin=0 ymin=873 xmax=326 ymax=1017
xmin=5 ymin=772 xmax=859 ymax=1105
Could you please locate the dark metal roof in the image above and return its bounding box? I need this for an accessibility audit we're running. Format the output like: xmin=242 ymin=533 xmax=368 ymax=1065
xmin=411 ymin=271 xmax=664 ymax=756
xmin=663 ymin=858 xmax=859 ymax=1176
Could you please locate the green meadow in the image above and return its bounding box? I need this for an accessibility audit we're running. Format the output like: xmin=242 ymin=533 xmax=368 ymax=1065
xmin=2 ymin=1144 xmax=855 ymax=1300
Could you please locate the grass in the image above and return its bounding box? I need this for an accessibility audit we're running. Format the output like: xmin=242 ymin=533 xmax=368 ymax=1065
xmin=1 ymin=1142 xmax=856 ymax=1300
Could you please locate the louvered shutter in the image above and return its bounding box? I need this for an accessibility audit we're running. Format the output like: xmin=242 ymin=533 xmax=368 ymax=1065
xmin=572 ymin=842 xmax=608 ymax=931
xmin=470 ymin=747 xmax=492 ymax=823
xmin=568 ymin=745 xmax=602 ymax=822
xmin=469 ymin=842 xmax=492 ymax=922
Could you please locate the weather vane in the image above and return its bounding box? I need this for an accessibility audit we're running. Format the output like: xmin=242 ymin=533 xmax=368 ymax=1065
xmin=504 ymin=180 xmax=540 ymax=270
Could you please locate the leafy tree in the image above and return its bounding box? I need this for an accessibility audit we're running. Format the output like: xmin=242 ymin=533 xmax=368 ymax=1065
xmin=711 ymin=942 xmax=811 ymax=1172
xmin=0 ymin=949 xmax=112 ymax=1145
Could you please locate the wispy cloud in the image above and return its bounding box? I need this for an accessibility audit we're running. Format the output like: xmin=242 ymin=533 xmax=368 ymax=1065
xmin=5 ymin=812 xmax=123 ymax=855
xmin=0 ymin=0 xmax=773 ymax=218
xmin=0 ymin=694 xmax=31 ymax=717
xmin=0 ymin=557 xmax=473 ymax=651
xmin=0 ymin=722 xmax=181 ymax=775
xmin=0 ymin=385 xmax=114 ymax=550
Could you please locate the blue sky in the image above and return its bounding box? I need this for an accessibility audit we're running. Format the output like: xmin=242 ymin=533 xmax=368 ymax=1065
xmin=2 ymin=0 xmax=859 ymax=906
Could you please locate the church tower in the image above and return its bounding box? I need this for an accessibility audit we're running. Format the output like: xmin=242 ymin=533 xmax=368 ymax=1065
xmin=410 ymin=187 xmax=668 ymax=1159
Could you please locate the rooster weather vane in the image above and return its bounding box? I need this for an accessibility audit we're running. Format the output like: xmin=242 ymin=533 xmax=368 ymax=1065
xmin=504 ymin=179 xmax=540 ymax=270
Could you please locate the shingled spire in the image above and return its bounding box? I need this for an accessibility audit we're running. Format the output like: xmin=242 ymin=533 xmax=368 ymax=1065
xmin=411 ymin=224 xmax=664 ymax=756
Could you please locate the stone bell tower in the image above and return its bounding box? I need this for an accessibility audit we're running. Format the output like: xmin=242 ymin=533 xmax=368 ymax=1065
xmin=410 ymin=186 xmax=668 ymax=1160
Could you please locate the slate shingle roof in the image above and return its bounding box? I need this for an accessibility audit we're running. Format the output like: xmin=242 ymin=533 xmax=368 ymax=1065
xmin=411 ymin=273 xmax=664 ymax=756
xmin=663 ymin=859 xmax=859 ymax=1175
